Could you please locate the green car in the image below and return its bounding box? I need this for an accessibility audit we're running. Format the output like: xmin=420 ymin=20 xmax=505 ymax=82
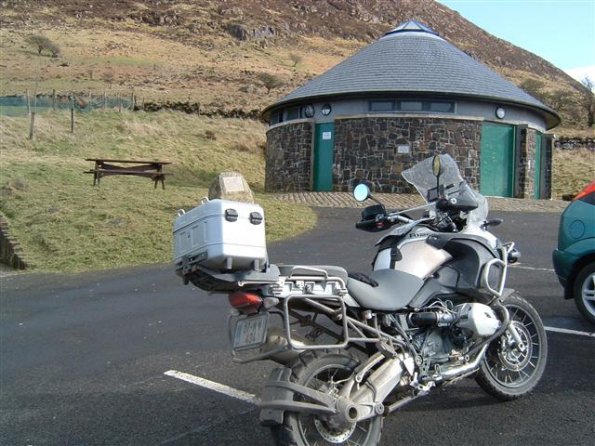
xmin=553 ymin=181 xmax=595 ymax=324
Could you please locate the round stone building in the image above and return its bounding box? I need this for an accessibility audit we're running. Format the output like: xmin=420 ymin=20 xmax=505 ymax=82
xmin=262 ymin=21 xmax=560 ymax=198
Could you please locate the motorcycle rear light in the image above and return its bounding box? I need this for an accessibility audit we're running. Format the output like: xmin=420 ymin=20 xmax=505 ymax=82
xmin=573 ymin=181 xmax=595 ymax=201
xmin=228 ymin=291 xmax=263 ymax=314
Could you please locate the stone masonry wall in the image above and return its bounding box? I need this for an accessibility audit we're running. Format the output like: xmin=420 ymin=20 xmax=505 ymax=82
xmin=334 ymin=117 xmax=482 ymax=192
xmin=543 ymin=136 xmax=553 ymax=199
xmin=0 ymin=213 xmax=27 ymax=270
xmin=265 ymin=121 xmax=313 ymax=192
xmin=517 ymin=128 xmax=535 ymax=199
xmin=516 ymin=128 xmax=551 ymax=199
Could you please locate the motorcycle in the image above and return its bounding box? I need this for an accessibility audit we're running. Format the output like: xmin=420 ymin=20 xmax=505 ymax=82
xmin=174 ymin=154 xmax=547 ymax=446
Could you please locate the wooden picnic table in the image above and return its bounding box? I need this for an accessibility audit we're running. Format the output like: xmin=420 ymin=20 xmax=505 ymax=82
xmin=84 ymin=158 xmax=172 ymax=189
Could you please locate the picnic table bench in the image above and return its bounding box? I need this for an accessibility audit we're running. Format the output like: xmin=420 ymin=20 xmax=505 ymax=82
xmin=84 ymin=158 xmax=172 ymax=189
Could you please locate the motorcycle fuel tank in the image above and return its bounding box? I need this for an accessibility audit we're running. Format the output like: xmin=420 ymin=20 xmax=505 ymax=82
xmin=375 ymin=237 xmax=452 ymax=279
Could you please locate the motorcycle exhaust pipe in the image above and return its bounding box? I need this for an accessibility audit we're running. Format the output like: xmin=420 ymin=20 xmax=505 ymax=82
xmin=350 ymin=357 xmax=405 ymax=420
xmin=435 ymin=344 xmax=489 ymax=381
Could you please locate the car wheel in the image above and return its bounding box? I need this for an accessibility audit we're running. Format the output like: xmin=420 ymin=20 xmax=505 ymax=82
xmin=573 ymin=262 xmax=595 ymax=325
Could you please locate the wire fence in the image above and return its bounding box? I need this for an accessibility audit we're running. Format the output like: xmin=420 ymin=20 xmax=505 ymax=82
xmin=0 ymin=90 xmax=136 ymax=139
xmin=0 ymin=90 xmax=134 ymax=117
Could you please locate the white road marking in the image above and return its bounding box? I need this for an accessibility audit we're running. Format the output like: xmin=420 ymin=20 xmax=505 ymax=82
xmin=544 ymin=326 xmax=595 ymax=338
xmin=164 ymin=370 xmax=258 ymax=404
xmin=509 ymin=264 xmax=555 ymax=272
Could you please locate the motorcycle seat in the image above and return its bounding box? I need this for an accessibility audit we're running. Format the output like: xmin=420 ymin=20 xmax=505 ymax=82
xmin=347 ymin=269 xmax=424 ymax=311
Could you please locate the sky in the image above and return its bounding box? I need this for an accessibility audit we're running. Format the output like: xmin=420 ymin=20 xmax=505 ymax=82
xmin=436 ymin=0 xmax=595 ymax=83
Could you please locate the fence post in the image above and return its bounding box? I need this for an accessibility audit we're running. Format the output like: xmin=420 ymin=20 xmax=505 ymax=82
xmin=28 ymin=112 xmax=35 ymax=140
xmin=26 ymin=89 xmax=31 ymax=116
xmin=103 ymin=91 xmax=107 ymax=109
xmin=28 ymin=89 xmax=38 ymax=139
xmin=52 ymin=89 xmax=56 ymax=110
xmin=70 ymin=95 xmax=75 ymax=133
xmin=118 ymin=93 xmax=122 ymax=112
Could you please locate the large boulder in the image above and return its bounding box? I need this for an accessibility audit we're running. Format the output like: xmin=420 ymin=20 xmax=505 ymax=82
xmin=208 ymin=171 xmax=254 ymax=203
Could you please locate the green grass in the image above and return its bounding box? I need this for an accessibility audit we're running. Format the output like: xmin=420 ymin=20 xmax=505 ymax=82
xmin=0 ymin=110 xmax=317 ymax=272
xmin=552 ymin=148 xmax=595 ymax=199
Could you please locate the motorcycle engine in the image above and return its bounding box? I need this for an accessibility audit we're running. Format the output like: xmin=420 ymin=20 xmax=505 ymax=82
xmin=453 ymin=303 xmax=500 ymax=338
xmin=409 ymin=302 xmax=500 ymax=367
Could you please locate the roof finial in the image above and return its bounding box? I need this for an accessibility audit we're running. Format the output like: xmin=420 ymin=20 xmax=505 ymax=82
xmin=383 ymin=20 xmax=439 ymax=38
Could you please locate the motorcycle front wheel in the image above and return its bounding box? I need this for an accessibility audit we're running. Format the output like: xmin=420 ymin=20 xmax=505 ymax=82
xmin=271 ymin=351 xmax=383 ymax=446
xmin=476 ymin=292 xmax=548 ymax=400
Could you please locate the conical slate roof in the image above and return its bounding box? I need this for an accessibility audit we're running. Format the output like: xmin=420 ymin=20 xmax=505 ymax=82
xmin=266 ymin=21 xmax=560 ymax=128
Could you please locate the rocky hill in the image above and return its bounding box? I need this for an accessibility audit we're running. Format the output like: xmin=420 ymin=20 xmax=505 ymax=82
xmin=0 ymin=0 xmax=591 ymax=131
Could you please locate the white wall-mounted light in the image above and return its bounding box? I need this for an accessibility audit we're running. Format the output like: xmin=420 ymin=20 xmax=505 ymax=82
xmin=495 ymin=107 xmax=506 ymax=119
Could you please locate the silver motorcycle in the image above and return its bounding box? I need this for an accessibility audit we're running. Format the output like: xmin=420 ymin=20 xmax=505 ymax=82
xmin=176 ymin=154 xmax=547 ymax=446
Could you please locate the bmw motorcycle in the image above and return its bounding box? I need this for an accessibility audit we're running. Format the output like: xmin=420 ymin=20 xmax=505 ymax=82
xmin=176 ymin=154 xmax=547 ymax=446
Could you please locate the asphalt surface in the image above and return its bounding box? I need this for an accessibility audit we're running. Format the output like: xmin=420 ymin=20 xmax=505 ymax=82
xmin=1 ymin=208 xmax=594 ymax=445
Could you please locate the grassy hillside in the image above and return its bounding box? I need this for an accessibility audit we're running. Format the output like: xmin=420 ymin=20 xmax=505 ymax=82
xmin=0 ymin=110 xmax=316 ymax=272
xmin=0 ymin=0 xmax=591 ymax=131
xmin=0 ymin=1 xmax=591 ymax=273
xmin=552 ymin=148 xmax=595 ymax=199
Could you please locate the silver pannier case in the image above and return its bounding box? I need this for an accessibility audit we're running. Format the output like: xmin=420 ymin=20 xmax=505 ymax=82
xmin=173 ymin=198 xmax=268 ymax=276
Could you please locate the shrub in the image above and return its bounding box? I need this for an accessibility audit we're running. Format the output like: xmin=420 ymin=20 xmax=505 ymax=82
xmin=26 ymin=35 xmax=60 ymax=58
xmin=257 ymin=72 xmax=284 ymax=94
xmin=289 ymin=53 xmax=302 ymax=67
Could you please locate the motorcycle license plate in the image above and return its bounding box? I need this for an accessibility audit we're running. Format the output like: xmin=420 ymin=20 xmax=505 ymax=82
xmin=233 ymin=313 xmax=268 ymax=350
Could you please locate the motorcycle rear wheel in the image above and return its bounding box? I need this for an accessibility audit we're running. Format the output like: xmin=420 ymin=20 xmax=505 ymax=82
xmin=476 ymin=292 xmax=548 ymax=400
xmin=271 ymin=350 xmax=383 ymax=446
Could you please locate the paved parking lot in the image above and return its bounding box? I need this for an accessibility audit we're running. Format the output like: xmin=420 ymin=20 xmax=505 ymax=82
xmin=1 ymin=208 xmax=593 ymax=445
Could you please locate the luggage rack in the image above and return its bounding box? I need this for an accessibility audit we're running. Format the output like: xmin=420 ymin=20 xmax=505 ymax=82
xmin=231 ymin=265 xmax=401 ymax=364
xmin=177 ymin=260 xmax=280 ymax=292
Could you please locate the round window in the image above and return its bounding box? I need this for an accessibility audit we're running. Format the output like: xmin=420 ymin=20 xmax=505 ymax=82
xmin=303 ymin=104 xmax=314 ymax=118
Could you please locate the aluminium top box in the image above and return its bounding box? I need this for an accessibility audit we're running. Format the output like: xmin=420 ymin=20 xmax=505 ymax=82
xmin=173 ymin=199 xmax=267 ymax=273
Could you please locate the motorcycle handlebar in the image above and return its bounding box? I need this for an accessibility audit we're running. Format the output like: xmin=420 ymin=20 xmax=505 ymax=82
xmin=355 ymin=218 xmax=384 ymax=230
xmin=355 ymin=212 xmax=413 ymax=231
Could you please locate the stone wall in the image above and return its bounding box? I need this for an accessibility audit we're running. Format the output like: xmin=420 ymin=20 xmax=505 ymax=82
xmin=516 ymin=128 xmax=552 ymax=199
xmin=264 ymin=116 xmax=553 ymax=198
xmin=555 ymin=137 xmax=595 ymax=151
xmin=543 ymin=136 xmax=553 ymax=199
xmin=334 ymin=117 xmax=482 ymax=192
xmin=265 ymin=120 xmax=313 ymax=192
xmin=0 ymin=213 xmax=27 ymax=270
xmin=517 ymin=127 xmax=536 ymax=199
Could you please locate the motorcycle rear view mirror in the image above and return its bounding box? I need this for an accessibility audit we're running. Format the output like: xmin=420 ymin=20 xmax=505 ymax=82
xmin=432 ymin=155 xmax=444 ymax=200
xmin=432 ymin=155 xmax=443 ymax=178
xmin=353 ymin=184 xmax=371 ymax=202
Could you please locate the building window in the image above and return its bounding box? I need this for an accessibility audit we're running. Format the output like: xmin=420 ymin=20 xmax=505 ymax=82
xmin=369 ymin=100 xmax=454 ymax=113
xmin=273 ymin=111 xmax=283 ymax=124
xmin=369 ymin=100 xmax=395 ymax=112
xmin=427 ymin=101 xmax=455 ymax=113
xmin=286 ymin=107 xmax=300 ymax=120
xmin=301 ymin=104 xmax=315 ymax=118
xmin=400 ymin=101 xmax=423 ymax=111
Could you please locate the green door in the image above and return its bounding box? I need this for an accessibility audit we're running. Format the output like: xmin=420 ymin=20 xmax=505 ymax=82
xmin=313 ymin=123 xmax=334 ymax=191
xmin=480 ymin=123 xmax=515 ymax=197
xmin=534 ymin=133 xmax=542 ymax=198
